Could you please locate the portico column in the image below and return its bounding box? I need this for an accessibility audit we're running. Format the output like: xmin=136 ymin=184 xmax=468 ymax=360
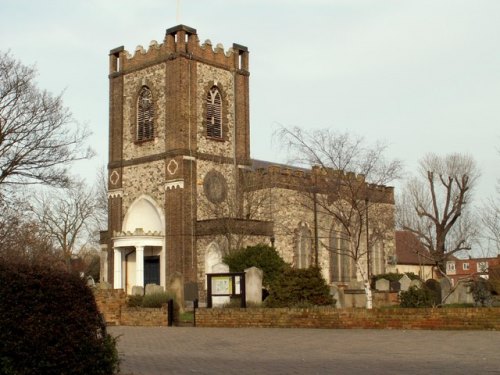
xmin=136 ymin=245 xmax=144 ymax=288
xmin=113 ymin=248 xmax=122 ymax=289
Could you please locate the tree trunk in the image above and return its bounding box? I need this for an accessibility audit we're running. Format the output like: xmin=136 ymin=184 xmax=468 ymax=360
xmin=355 ymin=260 xmax=373 ymax=309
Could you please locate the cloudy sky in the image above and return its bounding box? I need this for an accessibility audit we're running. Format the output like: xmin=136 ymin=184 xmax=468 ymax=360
xmin=1 ymin=0 xmax=499 ymax=199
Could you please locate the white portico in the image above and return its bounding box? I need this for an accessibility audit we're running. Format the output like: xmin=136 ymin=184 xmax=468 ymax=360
xmin=112 ymin=195 xmax=166 ymax=294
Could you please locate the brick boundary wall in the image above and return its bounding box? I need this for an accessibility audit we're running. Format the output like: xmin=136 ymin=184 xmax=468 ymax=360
xmin=196 ymin=307 xmax=500 ymax=330
xmin=93 ymin=289 xmax=170 ymax=326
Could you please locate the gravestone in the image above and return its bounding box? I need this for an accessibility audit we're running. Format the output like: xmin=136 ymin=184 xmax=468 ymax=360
xmin=211 ymin=262 xmax=230 ymax=307
xmin=445 ymin=280 xmax=473 ymax=305
xmin=389 ymin=280 xmax=401 ymax=292
xmin=145 ymin=283 xmax=164 ymax=295
xmin=330 ymin=285 xmax=342 ymax=308
xmin=399 ymin=274 xmax=412 ymax=292
xmin=439 ymin=278 xmax=452 ymax=303
xmin=167 ymin=272 xmax=184 ymax=308
xmin=131 ymin=286 xmax=144 ymax=296
xmin=375 ymin=278 xmax=390 ymax=291
xmin=410 ymin=279 xmax=423 ymax=289
xmin=245 ymin=266 xmax=263 ymax=305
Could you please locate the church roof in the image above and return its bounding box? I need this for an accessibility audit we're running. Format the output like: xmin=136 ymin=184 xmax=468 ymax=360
xmin=395 ymin=230 xmax=435 ymax=266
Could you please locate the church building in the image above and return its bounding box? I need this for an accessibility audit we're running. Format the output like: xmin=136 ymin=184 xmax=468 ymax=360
xmin=100 ymin=25 xmax=396 ymax=303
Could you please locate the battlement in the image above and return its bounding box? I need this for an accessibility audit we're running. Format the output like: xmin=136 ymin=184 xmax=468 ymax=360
xmin=109 ymin=24 xmax=249 ymax=75
xmin=246 ymin=164 xmax=394 ymax=204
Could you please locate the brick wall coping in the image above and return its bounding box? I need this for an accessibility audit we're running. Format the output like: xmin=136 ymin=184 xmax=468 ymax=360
xmin=195 ymin=307 xmax=500 ymax=330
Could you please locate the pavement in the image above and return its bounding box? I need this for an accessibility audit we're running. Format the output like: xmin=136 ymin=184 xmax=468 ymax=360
xmin=109 ymin=326 xmax=500 ymax=375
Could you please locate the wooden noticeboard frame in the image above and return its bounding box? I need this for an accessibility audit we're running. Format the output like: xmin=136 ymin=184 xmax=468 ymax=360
xmin=206 ymin=272 xmax=246 ymax=308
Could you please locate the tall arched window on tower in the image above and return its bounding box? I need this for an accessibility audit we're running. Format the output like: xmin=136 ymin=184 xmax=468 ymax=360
xmin=330 ymin=228 xmax=356 ymax=283
xmin=294 ymin=223 xmax=312 ymax=269
xmin=137 ymin=86 xmax=154 ymax=142
xmin=206 ymin=86 xmax=222 ymax=139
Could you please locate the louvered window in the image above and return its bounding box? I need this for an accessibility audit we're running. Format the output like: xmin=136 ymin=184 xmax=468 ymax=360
xmin=206 ymin=86 xmax=222 ymax=139
xmin=137 ymin=86 xmax=154 ymax=142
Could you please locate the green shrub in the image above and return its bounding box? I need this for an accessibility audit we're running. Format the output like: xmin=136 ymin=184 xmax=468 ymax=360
xmin=141 ymin=292 xmax=175 ymax=308
xmin=0 ymin=262 xmax=119 ymax=375
xmin=223 ymin=244 xmax=288 ymax=288
xmin=265 ymin=267 xmax=334 ymax=308
xmin=127 ymin=294 xmax=144 ymax=307
xmin=400 ymin=286 xmax=436 ymax=308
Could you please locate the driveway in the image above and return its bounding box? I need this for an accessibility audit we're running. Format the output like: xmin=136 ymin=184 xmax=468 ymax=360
xmin=109 ymin=326 xmax=500 ymax=375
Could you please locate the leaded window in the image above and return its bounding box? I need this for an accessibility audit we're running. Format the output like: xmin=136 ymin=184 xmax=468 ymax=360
xmin=330 ymin=229 xmax=355 ymax=283
xmin=137 ymin=86 xmax=154 ymax=141
xmin=295 ymin=223 xmax=312 ymax=269
xmin=206 ymin=86 xmax=222 ymax=139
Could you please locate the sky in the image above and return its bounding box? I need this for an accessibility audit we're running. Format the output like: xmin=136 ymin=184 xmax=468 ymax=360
xmin=1 ymin=0 xmax=499 ymax=201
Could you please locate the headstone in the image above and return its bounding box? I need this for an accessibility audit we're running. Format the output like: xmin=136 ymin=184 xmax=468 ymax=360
xmin=329 ymin=285 xmax=341 ymax=308
xmin=245 ymin=266 xmax=263 ymax=305
xmin=131 ymin=286 xmax=144 ymax=296
xmin=410 ymin=279 xmax=423 ymax=289
xmin=445 ymin=280 xmax=474 ymax=305
xmin=439 ymin=278 xmax=452 ymax=303
xmin=212 ymin=262 xmax=229 ymax=273
xmin=399 ymin=274 xmax=412 ymax=292
xmin=210 ymin=262 xmax=230 ymax=307
xmin=389 ymin=280 xmax=401 ymax=292
xmin=184 ymin=282 xmax=199 ymax=301
xmin=375 ymin=278 xmax=390 ymax=291
xmin=167 ymin=272 xmax=184 ymax=309
xmin=145 ymin=283 xmax=164 ymax=295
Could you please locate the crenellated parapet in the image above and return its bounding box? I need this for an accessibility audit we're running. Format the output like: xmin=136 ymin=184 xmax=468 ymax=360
xmin=243 ymin=164 xmax=394 ymax=204
xmin=109 ymin=24 xmax=249 ymax=76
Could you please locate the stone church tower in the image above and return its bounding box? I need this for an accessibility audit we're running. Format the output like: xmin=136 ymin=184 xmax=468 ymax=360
xmin=101 ymin=25 xmax=397 ymax=305
xmin=103 ymin=25 xmax=254 ymax=298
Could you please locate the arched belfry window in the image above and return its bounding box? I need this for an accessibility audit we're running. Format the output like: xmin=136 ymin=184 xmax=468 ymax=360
xmin=206 ymin=86 xmax=222 ymax=139
xmin=137 ymin=86 xmax=154 ymax=141
xmin=330 ymin=228 xmax=356 ymax=283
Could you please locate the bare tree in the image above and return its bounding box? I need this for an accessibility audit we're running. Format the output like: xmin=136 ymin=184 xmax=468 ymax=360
xmin=398 ymin=153 xmax=479 ymax=274
xmin=199 ymin=167 xmax=271 ymax=255
xmin=277 ymin=126 xmax=402 ymax=308
xmin=0 ymin=195 xmax=61 ymax=266
xmin=480 ymin=170 xmax=500 ymax=255
xmin=0 ymin=51 xmax=93 ymax=191
xmin=30 ymin=180 xmax=98 ymax=268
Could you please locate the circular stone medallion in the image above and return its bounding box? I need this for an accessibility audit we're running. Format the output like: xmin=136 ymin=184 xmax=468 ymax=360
xmin=203 ymin=170 xmax=228 ymax=203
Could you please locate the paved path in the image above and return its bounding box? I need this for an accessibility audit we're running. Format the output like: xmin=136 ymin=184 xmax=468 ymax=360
xmin=109 ymin=326 xmax=500 ymax=375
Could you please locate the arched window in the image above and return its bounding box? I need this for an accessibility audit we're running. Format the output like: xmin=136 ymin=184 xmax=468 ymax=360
xmin=371 ymin=241 xmax=385 ymax=276
xmin=137 ymin=86 xmax=154 ymax=141
xmin=206 ymin=86 xmax=222 ymax=139
xmin=295 ymin=223 xmax=312 ymax=269
xmin=330 ymin=229 xmax=356 ymax=283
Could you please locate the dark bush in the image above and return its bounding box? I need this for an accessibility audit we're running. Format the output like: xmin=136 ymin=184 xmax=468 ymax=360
xmin=265 ymin=267 xmax=334 ymax=308
xmin=470 ymin=278 xmax=494 ymax=307
xmin=400 ymin=286 xmax=436 ymax=308
xmin=223 ymin=244 xmax=288 ymax=288
xmin=0 ymin=262 xmax=119 ymax=375
xmin=127 ymin=294 xmax=144 ymax=307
